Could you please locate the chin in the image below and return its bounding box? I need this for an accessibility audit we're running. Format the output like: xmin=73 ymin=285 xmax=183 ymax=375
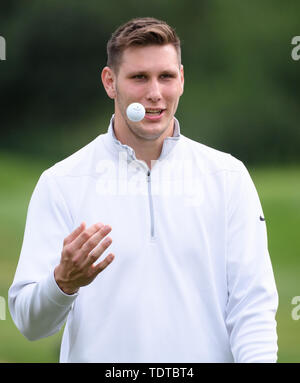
xmin=136 ymin=124 xmax=168 ymax=141
xmin=134 ymin=130 xmax=163 ymax=141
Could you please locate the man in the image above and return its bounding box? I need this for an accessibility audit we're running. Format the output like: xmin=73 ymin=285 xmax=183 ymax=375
xmin=9 ymin=17 xmax=278 ymax=363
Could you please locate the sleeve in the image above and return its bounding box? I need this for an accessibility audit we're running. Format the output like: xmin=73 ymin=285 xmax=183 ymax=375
xmin=8 ymin=170 xmax=78 ymax=341
xmin=225 ymin=160 xmax=278 ymax=363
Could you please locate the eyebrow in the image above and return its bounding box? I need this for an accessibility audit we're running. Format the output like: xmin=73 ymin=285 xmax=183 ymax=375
xmin=127 ymin=69 xmax=178 ymax=77
xmin=127 ymin=71 xmax=147 ymax=77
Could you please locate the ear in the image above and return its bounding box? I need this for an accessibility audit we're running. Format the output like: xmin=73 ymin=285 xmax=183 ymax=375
xmin=180 ymin=64 xmax=184 ymax=95
xmin=101 ymin=66 xmax=116 ymax=99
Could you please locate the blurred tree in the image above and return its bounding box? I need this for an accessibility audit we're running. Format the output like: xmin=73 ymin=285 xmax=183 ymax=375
xmin=0 ymin=0 xmax=299 ymax=164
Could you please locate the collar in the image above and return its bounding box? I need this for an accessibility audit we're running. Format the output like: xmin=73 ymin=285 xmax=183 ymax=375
xmin=103 ymin=114 xmax=181 ymax=164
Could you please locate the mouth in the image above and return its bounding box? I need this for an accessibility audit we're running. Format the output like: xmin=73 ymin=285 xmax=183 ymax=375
xmin=144 ymin=108 xmax=165 ymax=120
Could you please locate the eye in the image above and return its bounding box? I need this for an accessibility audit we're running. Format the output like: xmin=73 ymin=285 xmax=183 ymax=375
xmin=132 ymin=74 xmax=146 ymax=80
xmin=160 ymin=73 xmax=175 ymax=80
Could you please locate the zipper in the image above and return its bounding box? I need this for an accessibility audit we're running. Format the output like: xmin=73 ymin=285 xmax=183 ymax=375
xmin=147 ymin=170 xmax=155 ymax=239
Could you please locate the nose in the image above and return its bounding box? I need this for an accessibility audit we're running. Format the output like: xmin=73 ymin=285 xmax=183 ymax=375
xmin=146 ymin=79 xmax=162 ymax=103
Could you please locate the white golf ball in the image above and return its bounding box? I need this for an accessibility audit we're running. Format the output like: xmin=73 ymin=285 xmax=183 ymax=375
xmin=126 ymin=102 xmax=145 ymax=122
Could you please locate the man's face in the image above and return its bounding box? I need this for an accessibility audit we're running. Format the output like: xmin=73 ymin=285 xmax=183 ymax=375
xmin=105 ymin=44 xmax=184 ymax=141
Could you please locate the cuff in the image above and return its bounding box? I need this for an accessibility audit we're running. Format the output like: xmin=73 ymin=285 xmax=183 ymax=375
xmin=41 ymin=270 xmax=79 ymax=307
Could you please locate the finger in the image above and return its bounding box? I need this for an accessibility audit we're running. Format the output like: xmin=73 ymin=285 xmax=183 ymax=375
xmin=71 ymin=222 xmax=104 ymax=250
xmin=80 ymin=225 xmax=112 ymax=256
xmin=84 ymin=234 xmax=112 ymax=267
xmin=92 ymin=253 xmax=115 ymax=275
xmin=63 ymin=222 xmax=86 ymax=246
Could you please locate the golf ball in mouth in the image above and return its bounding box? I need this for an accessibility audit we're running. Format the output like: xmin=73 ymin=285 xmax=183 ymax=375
xmin=126 ymin=102 xmax=145 ymax=122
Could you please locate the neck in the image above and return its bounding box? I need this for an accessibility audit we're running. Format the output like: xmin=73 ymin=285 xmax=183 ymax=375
xmin=113 ymin=116 xmax=174 ymax=170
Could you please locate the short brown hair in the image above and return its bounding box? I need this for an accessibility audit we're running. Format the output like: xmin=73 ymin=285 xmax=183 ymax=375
xmin=107 ymin=17 xmax=181 ymax=72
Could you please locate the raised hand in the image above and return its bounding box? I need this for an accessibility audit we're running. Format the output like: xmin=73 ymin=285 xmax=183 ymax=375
xmin=54 ymin=222 xmax=114 ymax=294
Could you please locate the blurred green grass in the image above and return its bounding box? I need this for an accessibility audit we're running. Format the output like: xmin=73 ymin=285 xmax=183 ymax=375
xmin=251 ymin=166 xmax=300 ymax=363
xmin=0 ymin=152 xmax=299 ymax=362
xmin=0 ymin=152 xmax=62 ymax=362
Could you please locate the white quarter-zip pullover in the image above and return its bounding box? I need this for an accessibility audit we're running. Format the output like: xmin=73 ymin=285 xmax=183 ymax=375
xmin=9 ymin=117 xmax=278 ymax=362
